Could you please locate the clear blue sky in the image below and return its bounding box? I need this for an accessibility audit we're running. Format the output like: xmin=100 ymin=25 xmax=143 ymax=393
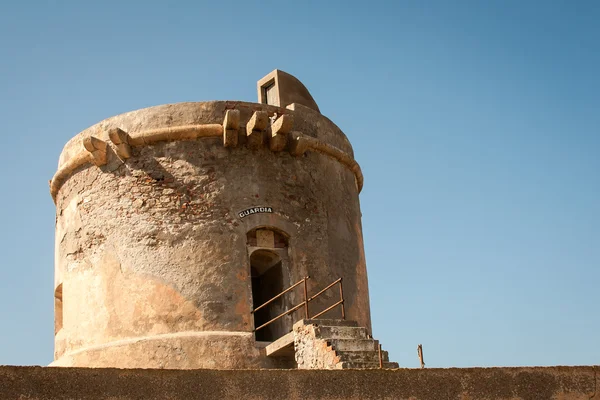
xmin=0 ymin=0 xmax=598 ymax=368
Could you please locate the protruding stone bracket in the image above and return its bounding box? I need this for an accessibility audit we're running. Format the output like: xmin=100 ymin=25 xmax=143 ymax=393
xmin=246 ymin=111 xmax=268 ymax=149
xmin=270 ymin=114 xmax=293 ymax=152
xmin=289 ymin=132 xmax=310 ymax=157
xmin=223 ymin=109 xmax=240 ymax=148
xmin=50 ymin=120 xmax=364 ymax=204
xmin=82 ymin=136 xmax=108 ymax=166
xmin=108 ymin=128 xmax=132 ymax=159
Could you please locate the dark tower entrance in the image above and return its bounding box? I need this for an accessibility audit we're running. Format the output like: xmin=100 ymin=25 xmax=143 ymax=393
xmin=247 ymin=228 xmax=291 ymax=341
xmin=251 ymin=250 xmax=283 ymax=341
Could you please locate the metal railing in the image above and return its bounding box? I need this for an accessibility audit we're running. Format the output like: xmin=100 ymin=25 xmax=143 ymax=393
xmin=251 ymin=276 xmax=345 ymax=333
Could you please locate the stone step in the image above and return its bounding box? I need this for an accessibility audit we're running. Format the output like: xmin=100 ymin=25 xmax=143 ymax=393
xmin=337 ymin=350 xmax=390 ymax=363
xmin=337 ymin=361 xmax=400 ymax=369
xmin=302 ymin=319 xmax=358 ymax=327
xmin=328 ymin=339 xmax=378 ymax=352
xmin=315 ymin=326 xmax=369 ymax=340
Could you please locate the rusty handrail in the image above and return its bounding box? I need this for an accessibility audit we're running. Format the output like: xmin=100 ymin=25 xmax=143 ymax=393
xmin=253 ymin=302 xmax=306 ymax=332
xmin=252 ymin=276 xmax=346 ymax=333
xmin=251 ymin=277 xmax=308 ymax=314
xmin=307 ymin=278 xmax=341 ymax=302
xmin=339 ymin=279 xmax=346 ymax=319
xmin=303 ymin=277 xmax=309 ymax=319
xmin=311 ymin=299 xmax=344 ymax=319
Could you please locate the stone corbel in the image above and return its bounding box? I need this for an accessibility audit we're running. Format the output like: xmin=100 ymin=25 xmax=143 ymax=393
xmin=288 ymin=132 xmax=310 ymax=156
xmin=82 ymin=136 xmax=108 ymax=166
xmin=108 ymin=128 xmax=132 ymax=159
xmin=246 ymin=111 xmax=268 ymax=149
xmin=270 ymin=114 xmax=292 ymax=152
xmin=223 ymin=109 xmax=240 ymax=148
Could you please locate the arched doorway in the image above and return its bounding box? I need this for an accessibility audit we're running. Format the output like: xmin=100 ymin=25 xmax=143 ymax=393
xmin=247 ymin=228 xmax=291 ymax=341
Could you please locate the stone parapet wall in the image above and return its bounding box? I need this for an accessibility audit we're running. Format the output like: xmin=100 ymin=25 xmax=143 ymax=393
xmin=0 ymin=365 xmax=597 ymax=399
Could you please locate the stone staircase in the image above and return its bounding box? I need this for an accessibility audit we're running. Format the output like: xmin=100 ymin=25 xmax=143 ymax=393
xmin=266 ymin=319 xmax=398 ymax=369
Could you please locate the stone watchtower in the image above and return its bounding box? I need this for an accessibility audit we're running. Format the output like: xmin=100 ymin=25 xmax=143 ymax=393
xmin=50 ymin=70 xmax=396 ymax=369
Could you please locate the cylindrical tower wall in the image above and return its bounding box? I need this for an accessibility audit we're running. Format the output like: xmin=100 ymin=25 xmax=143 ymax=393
xmin=52 ymin=101 xmax=370 ymax=369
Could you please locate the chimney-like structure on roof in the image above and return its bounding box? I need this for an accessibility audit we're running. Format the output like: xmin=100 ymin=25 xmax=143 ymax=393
xmin=50 ymin=70 xmax=370 ymax=369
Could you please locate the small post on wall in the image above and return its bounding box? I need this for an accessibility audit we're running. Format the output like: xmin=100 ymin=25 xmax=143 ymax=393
xmin=303 ymin=277 xmax=310 ymax=319
xmin=417 ymin=344 xmax=425 ymax=369
xmin=339 ymin=278 xmax=346 ymax=320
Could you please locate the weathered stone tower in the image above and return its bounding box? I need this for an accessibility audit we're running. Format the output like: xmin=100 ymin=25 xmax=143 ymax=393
xmin=50 ymin=70 xmax=375 ymax=369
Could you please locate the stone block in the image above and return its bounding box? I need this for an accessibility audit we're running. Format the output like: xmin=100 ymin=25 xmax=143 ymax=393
xmin=288 ymin=132 xmax=310 ymax=156
xmin=223 ymin=109 xmax=240 ymax=148
xmin=256 ymin=229 xmax=275 ymax=248
xmin=246 ymin=111 xmax=268 ymax=149
xmin=270 ymin=114 xmax=293 ymax=152
xmin=224 ymin=129 xmax=238 ymax=148
xmin=248 ymin=111 xmax=269 ymax=131
xmin=338 ymin=350 xmax=390 ymax=363
xmin=223 ymin=109 xmax=241 ymax=130
xmin=108 ymin=128 xmax=131 ymax=159
xmin=315 ymin=326 xmax=369 ymax=340
xmin=82 ymin=136 xmax=108 ymax=166
xmin=327 ymin=339 xmax=378 ymax=352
